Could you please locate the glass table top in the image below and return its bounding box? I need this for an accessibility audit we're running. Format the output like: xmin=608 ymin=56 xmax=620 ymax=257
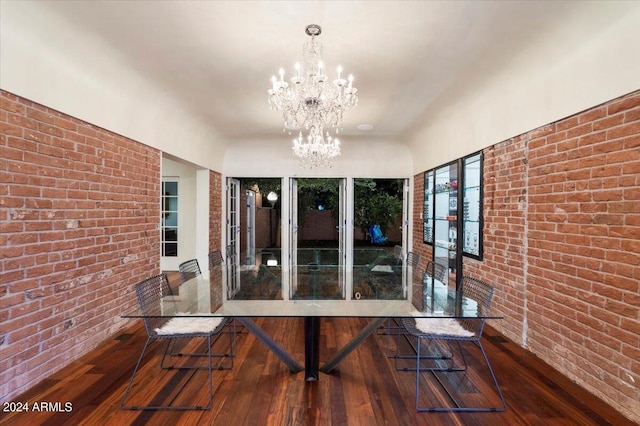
xmin=123 ymin=264 xmax=499 ymax=319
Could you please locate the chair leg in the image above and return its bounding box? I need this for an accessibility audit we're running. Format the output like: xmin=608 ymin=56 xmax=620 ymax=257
xmin=477 ymin=340 xmax=507 ymax=411
xmin=161 ymin=331 xmax=235 ymax=371
xmin=395 ymin=335 xmax=455 ymax=372
xmin=121 ymin=335 xmax=215 ymax=410
xmin=160 ymin=338 xmax=173 ymax=369
xmin=415 ymin=337 xmax=422 ymax=410
xmin=120 ymin=337 xmax=153 ymax=410
xmin=414 ymin=338 xmax=506 ymax=412
xmin=205 ymin=334 xmax=213 ymax=409
xmin=227 ymin=320 xmax=236 ymax=365
xmin=384 ymin=318 xmax=393 ymax=356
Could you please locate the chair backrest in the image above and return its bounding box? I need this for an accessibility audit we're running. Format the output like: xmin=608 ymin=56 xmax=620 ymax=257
xmin=459 ymin=276 xmax=494 ymax=338
xmin=134 ymin=273 xmax=172 ymax=337
xmin=406 ymin=252 xmax=421 ymax=267
xmin=179 ymin=258 xmax=201 ymax=283
xmin=393 ymin=245 xmax=403 ymax=260
xmin=208 ymin=250 xmax=224 ymax=271
xmin=425 ymin=260 xmax=447 ymax=282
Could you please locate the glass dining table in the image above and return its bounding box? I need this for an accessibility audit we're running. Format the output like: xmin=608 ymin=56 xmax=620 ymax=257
xmin=123 ymin=261 xmax=498 ymax=381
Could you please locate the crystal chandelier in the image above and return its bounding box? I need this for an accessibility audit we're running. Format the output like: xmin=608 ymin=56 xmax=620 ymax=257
xmin=292 ymin=125 xmax=341 ymax=169
xmin=268 ymin=24 xmax=358 ymax=167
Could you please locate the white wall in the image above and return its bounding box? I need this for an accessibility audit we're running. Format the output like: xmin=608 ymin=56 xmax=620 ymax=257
xmin=223 ymin=137 xmax=413 ymax=178
xmin=0 ymin=2 xmax=225 ymax=172
xmin=407 ymin=4 xmax=640 ymax=173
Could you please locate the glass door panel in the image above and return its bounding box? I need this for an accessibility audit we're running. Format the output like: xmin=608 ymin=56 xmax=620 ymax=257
xmin=289 ymin=178 xmax=298 ymax=298
xmin=434 ymin=162 xmax=458 ymax=288
xmin=463 ymin=153 xmax=483 ymax=259
xmin=338 ymin=178 xmax=347 ymax=298
xmin=351 ymin=178 xmax=405 ymax=300
xmin=291 ymin=178 xmax=342 ymax=300
xmin=226 ymin=178 xmax=240 ymax=299
xmin=423 ymin=171 xmax=434 ymax=244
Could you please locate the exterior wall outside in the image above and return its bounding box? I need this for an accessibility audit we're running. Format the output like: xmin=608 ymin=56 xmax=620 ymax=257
xmin=413 ymin=90 xmax=640 ymax=422
xmin=0 ymin=90 xmax=161 ymax=402
xmin=256 ymin=208 xmax=277 ymax=249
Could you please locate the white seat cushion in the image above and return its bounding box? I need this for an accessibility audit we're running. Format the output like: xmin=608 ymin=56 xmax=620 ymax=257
xmin=413 ymin=317 xmax=474 ymax=337
xmin=155 ymin=316 xmax=224 ymax=335
xmin=371 ymin=265 xmax=394 ymax=273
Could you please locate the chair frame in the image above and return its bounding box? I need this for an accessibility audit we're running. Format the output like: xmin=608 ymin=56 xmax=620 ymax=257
xmin=184 ymin=254 xmax=241 ymax=350
xmin=178 ymin=258 xmax=201 ymax=282
xmin=400 ymin=276 xmax=506 ymax=412
xmin=380 ymin=252 xmax=421 ymax=353
xmin=208 ymin=250 xmax=224 ymax=272
xmin=121 ymin=273 xmax=232 ymax=410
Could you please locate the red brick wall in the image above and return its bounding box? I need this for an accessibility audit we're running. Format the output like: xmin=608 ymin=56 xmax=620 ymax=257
xmin=0 ymin=91 xmax=161 ymax=402
xmin=524 ymin=92 xmax=639 ymax=419
xmin=413 ymin=90 xmax=640 ymax=421
xmin=300 ymin=210 xmax=339 ymax=241
xmin=411 ymin=171 xmax=432 ymax=273
xmin=209 ymin=170 xmax=222 ymax=253
xmin=465 ymin=136 xmax=529 ymax=343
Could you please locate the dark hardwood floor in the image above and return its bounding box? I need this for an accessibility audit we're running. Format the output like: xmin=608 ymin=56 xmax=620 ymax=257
xmin=1 ymin=275 xmax=634 ymax=425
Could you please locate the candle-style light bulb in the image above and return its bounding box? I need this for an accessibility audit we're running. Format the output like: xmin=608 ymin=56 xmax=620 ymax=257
xmin=348 ymin=74 xmax=354 ymax=89
xmin=337 ymin=65 xmax=343 ymax=80
xmin=279 ymin=68 xmax=284 ymax=82
xmin=295 ymin=62 xmax=301 ymax=78
xmin=318 ymin=61 xmax=324 ymax=75
xmin=271 ymin=75 xmax=277 ymax=91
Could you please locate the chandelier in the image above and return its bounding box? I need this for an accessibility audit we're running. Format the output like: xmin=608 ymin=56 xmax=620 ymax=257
xmin=268 ymin=24 xmax=358 ymax=167
xmin=292 ymin=125 xmax=341 ymax=169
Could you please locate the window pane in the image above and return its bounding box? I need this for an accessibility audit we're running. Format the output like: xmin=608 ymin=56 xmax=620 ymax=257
xmin=164 ymin=212 xmax=178 ymax=227
xmin=162 ymin=179 xmax=179 ymax=257
xmin=164 ymin=227 xmax=178 ymax=242
xmin=163 ymin=181 xmax=178 ymax=196
xmin=164 ymin=243 xmax=178 ymax=257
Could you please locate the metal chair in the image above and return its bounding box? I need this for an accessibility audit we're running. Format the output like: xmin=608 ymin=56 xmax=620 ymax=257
xmin=208 ymin=250 xmax=224 ymax=271
xmin=393 ymin=261 xmax=457 ymax=368
xmin=120 ymin=273 xmax=232 ymax=410
xmin=427 ymin=260 xmax=448 ymax=284
xmin=381 ymin=252 xmax=421 ymax=353
xmin=209 ymin=250 xmax=245 ymax=336
xmin=400 ymin=276 xmax=506 ymax=412
xmin=178 ymin=258 xmax=201 ymax=282
xmin=390 ymin=259 xmax=448 ymax=361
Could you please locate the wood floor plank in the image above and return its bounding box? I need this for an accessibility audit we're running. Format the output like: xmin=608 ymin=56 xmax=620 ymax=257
xmin=1 ymin=317 xmax=636 ymax=426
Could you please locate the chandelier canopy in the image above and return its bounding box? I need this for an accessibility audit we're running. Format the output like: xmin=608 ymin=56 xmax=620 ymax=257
xmin=268 ymin=24 xmax=358 ymax=168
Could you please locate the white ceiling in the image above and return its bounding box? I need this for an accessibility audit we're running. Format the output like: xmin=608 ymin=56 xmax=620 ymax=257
xmin=6 ymin=1 xmax=635 ymax=146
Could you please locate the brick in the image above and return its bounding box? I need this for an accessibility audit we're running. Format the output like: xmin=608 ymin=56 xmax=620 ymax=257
xmin=624 ymin=134 xmax=640 ymax=149
xmin=607 ymin=121 xmax=640 ymax=140
xmin=607 ymin=95 xmax=640 ymax=114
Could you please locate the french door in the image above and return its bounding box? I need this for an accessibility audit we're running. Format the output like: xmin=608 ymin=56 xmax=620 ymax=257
xmin=287 ymin=178 xmax=348 ymax=299
xmin=288 ymin=178 xmax=298 ymax=297
xmin=337 ymin=178 xmax=348 ymax=298
xmin=226 ymin=178 xmax=240 ymax=298
xmin=245 ymin=190 xmax=256 ymax=266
